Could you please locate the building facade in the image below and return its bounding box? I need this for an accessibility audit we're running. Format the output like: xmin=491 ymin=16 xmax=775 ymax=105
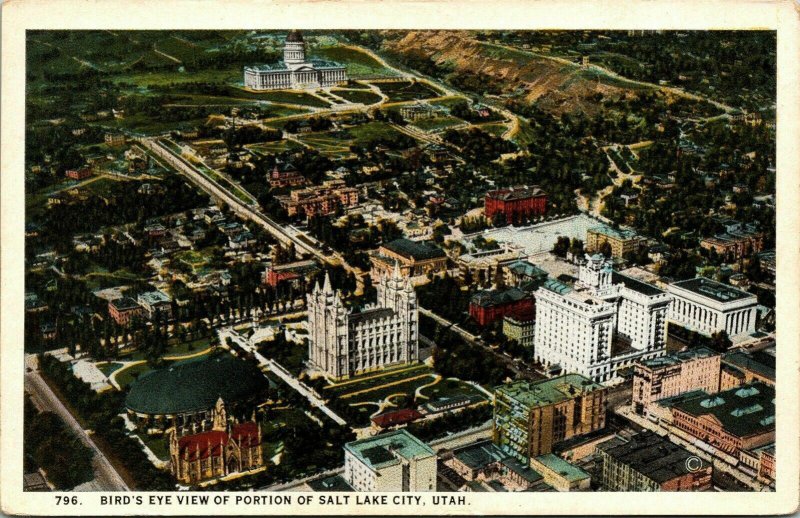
xmin=470 ymin=287 xmax=535 ymax=327
xmin=484 ymin=185 xmax=547 ymax=223
xmin=169 ymin=398 xmax=263 ymax=484
xmin=533 ymin=255 xmax=671 ymax=383
xmin=137 ymin=290 xmax=173 ymax=321
xmin=586 ymin=225 xmax=646 ymax=259
xmin=667 ymin=277 xmax=759 ymax=337
xmin=502 ymin=308 xmax=536 ymax=349
xmin=670 ymin=383 xmax=775 ymax=457
xmin=370 ymin=238 xmax=448 ymax=285
xmin=108 ymin=297 xmax=144 ymax=326
xmin=244 ymin=31 xmax=347 ymax=91
xmin=307 ymin=266 xmax=418 ymax=380
xmin=596 ymin=431 xmax=712 ymax=492
xmin=493 ymin=375 xmax=607 ymax=461
xmin=278 ymin=179 xmax=359 ymax=217
xmin=343 ymin=430 xmax=436 ymax=492
xmin=632 ymin=347 xmax=721 ymax=416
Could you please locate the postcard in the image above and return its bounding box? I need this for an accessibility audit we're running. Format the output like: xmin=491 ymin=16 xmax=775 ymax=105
xmin=2 ymin=0 xmax=799 ymax=515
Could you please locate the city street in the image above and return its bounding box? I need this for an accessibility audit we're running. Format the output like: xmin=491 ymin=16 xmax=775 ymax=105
xmin=24 ymin=355 xmax=130 ymax=491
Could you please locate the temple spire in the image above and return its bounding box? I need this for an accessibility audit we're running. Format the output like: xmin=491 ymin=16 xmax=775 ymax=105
xmin=323 ymin=270 xmax=333 ymax=294
xmin=392 ymin=260 xmax=401 ymax=280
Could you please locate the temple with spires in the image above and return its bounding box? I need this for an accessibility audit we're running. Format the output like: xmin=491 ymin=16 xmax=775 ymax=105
xmin=307 ymin=265 xmax=419 ymax=380
xmin=168 ymin=398 xmax=263 ymax=485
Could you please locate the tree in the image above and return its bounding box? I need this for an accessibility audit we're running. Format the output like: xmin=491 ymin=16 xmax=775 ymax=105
xmin=598 ymin=241 xmax=613 ymax=258
xmin=552 ymin=236 xmax=570 ymax=257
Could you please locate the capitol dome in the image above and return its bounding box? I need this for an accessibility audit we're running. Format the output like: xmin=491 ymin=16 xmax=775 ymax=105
xmin=286 ymin=30 xmax=304 ymax=43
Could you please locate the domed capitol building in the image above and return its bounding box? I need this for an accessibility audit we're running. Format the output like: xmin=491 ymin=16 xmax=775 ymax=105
xmin=244 ymin=30 xmax=347 ymax=91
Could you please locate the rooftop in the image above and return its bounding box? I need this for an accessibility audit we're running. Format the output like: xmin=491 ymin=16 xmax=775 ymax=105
xmin=611 ymin=271 xmax=664 ymax=297
xmin=589 ymin=224 xmax=640 ymax=241
xmin=598 ymin=431 xmax=709 ymax=484
xmin=137 ymin=290 xmax=171 ymax=305
xmin=640 ymin=346 xmax=719 ymax=369
xmin=381 ymin=238 xmax=446 ymax=261
xmin=671 ymin=382 xmax=775 ymax=438
xmin=723 ymin=351 xmax=775 ymax=381
xmin=532 ymin=454 xmax=590 ymax=482
xmin=110 ymin=297 xmax=140 ymax=311
xmin=671 ymin=277 xmax=755 ymax=303
xmin=495 ymin=374 xmax=605 ymax=409
xmin=345 ymin=429 xmax=434 ymax=471
xmin=471 ymin=287 xmax=530 ymax=308
xmin=486 ymin=185 xmax=546 ymax=201
xmin=452 ymin=440 xmax=506 ymax=470
xmin=125 ymin=353 xmax=268 ymax=416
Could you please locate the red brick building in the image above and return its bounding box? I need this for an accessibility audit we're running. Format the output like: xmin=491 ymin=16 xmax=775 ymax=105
xmin=279 ymin=179 xmax=359 ymax=217
xmin=263 ymin=259 xmax=319 ymax=288
xmin=65 ymin=168 xmax=93 ymax=180
xmin=269 ymin=163 xmax=306 ymax=188
xmin=670 ymin=383 xmax=774 ymax=458
xmin=469 ymin=287 xmax=535 ymax=326
xmin=484 ymin=185 xmax=547 ymax=223
xmin=108 ymin=297 xmax=144 ymax=326
xmin=370 ymin=408 xmax=423 ymax=431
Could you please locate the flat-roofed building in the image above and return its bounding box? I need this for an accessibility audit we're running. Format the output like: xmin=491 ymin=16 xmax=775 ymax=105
xmin=443 ymin=440 xmax=544 ymax=491
xmin=586 ymin=225 xmax=645 ymax=259
xmin=721 ymin=349 xmax=775 ymax=387
xmin=529 ymin=454 xmax=591 ymax=491
xmin=484 ymin=185 xmax=547 ymax=224
xmin=596 ymin=431 xmax=712 ymax=491
xmin=343 ymin=429 xmax=436 ymax=492
xmin=493 ymin=374 xmax=607 ymax=461
xmin=370 ymin=238 xmax=447 ymax=285
xmin=470 ymin=287 xmax=534 ymax=327
xmin=632 ymin=347 xmax=721 ymax=416
xmin=137 ymin=290 xmax=173 ymax=321
xmin=456 ymin=246 xmax=524 ymax=284
xmin=108 ymin=297 xmax=143 ymax=326
xmin=502 ymin=307 xmax=536 ymax=349
xmin=670 ymin=382 xmax=775 ymax=457
xmin=668 ymin=277 xmax=759 ymax=338
xmin=263 ymin=259 xmax=319 ymax=288
xmin=534 ymin=255 xmax=671 ymax=383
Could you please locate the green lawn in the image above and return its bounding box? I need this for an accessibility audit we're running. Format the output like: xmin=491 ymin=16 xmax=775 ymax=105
xmin=134 ymin=431 xmax=170 ymax=461
xmin=313 ymin=46 xmax=397 ymax=78
xmin=229 ymin=88 xmax=330 ymax=108
xmin=411 ymin=115 xmax=465 ymax=132
xmin=347 ymin=121 xmax=412 ymax=144
xmin=331 ymin=89 xmax=382 ymax=105
xmin=326 ymin=364 xmax=434 ymax=398
xmin=373 ymin=81 xmax=442 ymax=102
xmin=475 ymin=123 xmax=508 ymax=137
xmin=118 ymin=336 xmax=216 ymax=363
xmin=418 ymin=377 xmax=488 ymax=401
xmin=114 ymin=362 xmax=160 ymax=389
xmin=96 ymin=362 xmax=124 ymax=377
xmin=247 ymin=139 xmax=305 ymax=154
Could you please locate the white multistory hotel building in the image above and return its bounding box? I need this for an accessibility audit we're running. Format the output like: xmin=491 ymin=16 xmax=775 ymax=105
xmin=307 ymin=264 xmax=418 ymax=380
xmin=243 ymin=30 xmax=347 ymax=91
xmin=667 ymin=277 xmax=758 ymax=338
xmin=533 ymin=254 xmax=670 ymax=383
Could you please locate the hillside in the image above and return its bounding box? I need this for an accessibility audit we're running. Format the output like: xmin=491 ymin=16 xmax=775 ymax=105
xmin=381 ymin=30 xmax=651 ymax=115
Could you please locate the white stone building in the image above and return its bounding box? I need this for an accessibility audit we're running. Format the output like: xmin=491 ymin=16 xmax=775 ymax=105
xmin=343 ymin=429 xmax=436 ymax=492
xmin=243 ymin=30 xmax=347 ymax=91
xmin=667 ymin=277 xmax=758 ymax=338
xmin=307 ymin=264 xmax=418 ymax=380
xmin=533 ymin=254 xmax=671 ymax=383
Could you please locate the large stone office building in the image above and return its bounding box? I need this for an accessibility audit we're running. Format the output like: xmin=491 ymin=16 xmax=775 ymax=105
xmin=244 ymin=30 xmax=347 ymax=91
xmin=667 ymin=277 xmax=759 ymax=338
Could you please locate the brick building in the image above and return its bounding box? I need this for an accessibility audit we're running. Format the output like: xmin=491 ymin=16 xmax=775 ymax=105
xmin=65 ymin=168 xmax=93 ymax=181
xmin=268 ymin=162 xmax=306 ymax=188
xmin=493 ymin=375 xmax=607 ymax=461
xmin=470 ymin=287 xmax=534 ymax=327
xmin=263 ymin=259 xmax=319 ymax=288
xmin=632 ymin=347 xmax=721 ymax=416
xmin=670 ymin=382 xmax=775 ymax=457
xmin=370 ymin=238 xmax=447 ymax=285
xmin=484 ymin=185 xmax=547 ymax=224
xmin=108 ymin=297 xmax=144 ymax=326
xmin=279 ymin=179 xmax=358 ymax=217
xmin=586 ymin=225 xmax=646 ymax=259
xmin=596 ymin=431 xmax=712 ymax=491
